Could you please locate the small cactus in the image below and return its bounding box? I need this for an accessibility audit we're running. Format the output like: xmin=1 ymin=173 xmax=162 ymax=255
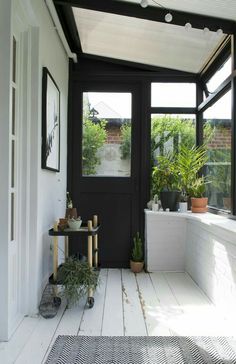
xmin=131 ymin=232 xmax=143 ymax=262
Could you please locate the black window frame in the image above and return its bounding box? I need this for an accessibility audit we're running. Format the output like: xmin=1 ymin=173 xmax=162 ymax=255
xmin=197 ymin=37 xmax=236 ymax=217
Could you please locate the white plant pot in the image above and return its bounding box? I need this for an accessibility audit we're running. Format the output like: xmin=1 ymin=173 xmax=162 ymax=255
xmin=179 ymin=202 xmax=188 ymax=213
xmin=152 ymin=203 xmax=159 ymax=211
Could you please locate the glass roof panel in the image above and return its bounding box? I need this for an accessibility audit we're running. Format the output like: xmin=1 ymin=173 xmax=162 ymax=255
xmin=73 ymin=7 xmax=225 ymax=73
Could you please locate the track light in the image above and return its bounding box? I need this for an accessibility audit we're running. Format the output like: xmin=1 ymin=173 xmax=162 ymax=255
xmin=140 ymin=0 xmax=223 ymax=35
xmin=216 ymin=28 xmax=223 ymax=36
xmin=140 ymin=0 xmax=148 ymax=8
xmin=185 ymin=22 xmax=192 ymax=31
xmin=165 ymin=12 xmax=173 ymax=23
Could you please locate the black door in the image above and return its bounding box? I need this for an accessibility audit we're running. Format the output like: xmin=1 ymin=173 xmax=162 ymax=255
xmin=69 ymin=81 xmax=142 ymax=267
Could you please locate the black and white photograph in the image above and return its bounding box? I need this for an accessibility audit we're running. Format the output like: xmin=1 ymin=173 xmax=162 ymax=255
xmin=42 ymin=67 xmax=60 ymax=172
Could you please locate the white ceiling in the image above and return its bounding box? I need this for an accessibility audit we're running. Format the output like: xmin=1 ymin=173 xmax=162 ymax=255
xmin=117 ymin=0 xmax=236 ymax=21
xmin=73 ymin=7 xmax=226 ymax=73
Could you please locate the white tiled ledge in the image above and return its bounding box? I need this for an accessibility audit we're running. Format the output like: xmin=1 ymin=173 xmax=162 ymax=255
xmin=145 ymin=209 xmax=236 ymax=236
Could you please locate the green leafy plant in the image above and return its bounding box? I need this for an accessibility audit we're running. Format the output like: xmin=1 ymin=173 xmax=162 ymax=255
xmin=58 ymin=257 xmax=99 ymax=306
xmin=152 ymin=152 xmax=180 ymax=197
xmin=120 ymin=123 xmax=131 ymax=159
xmin=131 ymin=232 xmax=143 ymax=262
xmin=188 ymin=176 xmax=208 ymax=198
xmin=82 ymin=119 xmax=107 ymax=175
xmin=177 ymin=145 xmax=208 ymax=197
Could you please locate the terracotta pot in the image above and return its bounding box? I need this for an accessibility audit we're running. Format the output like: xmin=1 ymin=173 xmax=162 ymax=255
xmin=191 ymin=197 xmax=208 ymax=213
xmin=130 ymin=260 xmax=144 ymax=273
xmin=223 ymin=197 xmax=231 ymax=211
xmin=65 ymin=208 xmax=77 ymax=219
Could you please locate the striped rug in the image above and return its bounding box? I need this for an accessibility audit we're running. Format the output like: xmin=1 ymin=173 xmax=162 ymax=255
xmin=45 ymin=336 xmax=236 ymax=363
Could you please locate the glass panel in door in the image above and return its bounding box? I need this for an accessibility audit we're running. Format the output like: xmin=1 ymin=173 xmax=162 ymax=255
xmin=82 ymin=92 xmax=132 ymax=177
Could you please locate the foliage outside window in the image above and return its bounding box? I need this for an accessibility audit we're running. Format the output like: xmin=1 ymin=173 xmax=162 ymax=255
xmin=203 ymin=90 xmax=232 ymax=211
xmin=82 ymin=119 xmax=107 ymax=175
xmin=82 ymin=92 xmax=132 ymax=177
xmin=120 ymin=123 xmax=131 ymax=159
xmin=151 ymin=114 xmax=196 ymax=197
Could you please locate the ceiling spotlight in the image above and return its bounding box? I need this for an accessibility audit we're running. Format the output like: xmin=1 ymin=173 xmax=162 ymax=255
xmin=140 ymin=0 xmax=148 ymax=8
xmin=185 ymin=22 xmax=192 ymax=31
xmin=216 ymin=28 xmax=223 ymax=36
xmin=165 ymin=12 xmax=173 ymax=23
xmin=203 ymin=27 xmax=210 ymax=34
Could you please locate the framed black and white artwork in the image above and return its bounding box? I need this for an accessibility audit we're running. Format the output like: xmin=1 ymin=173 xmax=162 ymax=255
xmin=41 ymin=67 xmax=60 ymax=172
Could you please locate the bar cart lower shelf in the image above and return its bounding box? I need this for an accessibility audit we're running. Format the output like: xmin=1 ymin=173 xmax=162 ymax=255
xmin=48 ymin=215 xmax=100 ymax=308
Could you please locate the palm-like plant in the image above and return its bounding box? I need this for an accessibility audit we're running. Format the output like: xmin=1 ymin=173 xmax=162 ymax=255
xmin=177 ymin=145 xmax=208 ymax=197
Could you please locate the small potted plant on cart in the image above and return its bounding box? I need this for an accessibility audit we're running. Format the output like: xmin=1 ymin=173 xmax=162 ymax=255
xmin=130 ymin=232 xmax=144 ymax=273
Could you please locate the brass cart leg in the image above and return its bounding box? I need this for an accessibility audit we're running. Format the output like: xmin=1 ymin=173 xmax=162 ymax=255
xmin=87 ymin=220 xmax=94 ymax=308
xmin=93 ymin=215 xmax=98 ymax=269
xmin=53 ymin=222 xmax=59 ymax=299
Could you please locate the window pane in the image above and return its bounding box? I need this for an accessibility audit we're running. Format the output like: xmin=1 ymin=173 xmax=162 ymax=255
xmin=12 ymin=37 xmax=16 ymax=83
xmin=12 ymin=88 xmax=15 ymax=135
xmin=11 ymin=141 xmax=15 ymax=188
xmin=151 ymin=83 xmax=196 ymax=107
xmin=203 ymin=90 xmax=231 ymax=211
xmin=151 ymin=114 xmax=196 ymax=164
xmin=11 ymin=193 xmax=14 ymax=241
xmin=82 ymin=92 xmax=132 ymax=177
xmin=207 ymin=57 xmax=231 ymax=93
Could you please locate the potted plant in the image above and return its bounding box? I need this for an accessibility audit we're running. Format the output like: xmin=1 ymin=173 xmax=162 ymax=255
xmin=152 ymin=153 xmax=181 ymax=211
xmin=179 ymin=191 xmax=188 ymax=213
xmin=130 ymin=232 xmax=144 ymax=273
xmin=58 ymin=256 xmax=99 ymax=306
xmin=66 ymin=192 xmax=77 ymax=219
xmin=188 ymin=176 xmax=208 ymax=213
xmin=177 ymin=145 xmax=208 ymax=209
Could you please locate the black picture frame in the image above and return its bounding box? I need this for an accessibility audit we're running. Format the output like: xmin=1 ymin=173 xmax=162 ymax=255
xmin=42 ymin=67 xmax=60 ymax=172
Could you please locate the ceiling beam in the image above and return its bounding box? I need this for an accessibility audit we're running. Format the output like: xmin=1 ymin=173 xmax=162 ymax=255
xmin=55 ymin=3 xmax=82 ymax=52
xmin=54 ymin=0 xmax=236 ymax=34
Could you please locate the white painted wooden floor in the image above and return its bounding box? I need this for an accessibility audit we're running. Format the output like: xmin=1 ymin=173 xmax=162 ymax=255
xmin=0 ymin=269 xmax=235 ymax=364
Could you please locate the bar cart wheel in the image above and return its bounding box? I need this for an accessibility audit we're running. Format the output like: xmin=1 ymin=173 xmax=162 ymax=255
xmin=87 ymin=297 xmax=94 ymax=308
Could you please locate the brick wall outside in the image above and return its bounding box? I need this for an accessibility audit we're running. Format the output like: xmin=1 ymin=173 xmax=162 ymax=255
xmin=208 ymin=126 xmax=231 ymax=149
xmin=106 ymin=125 xmax=121 ymax=144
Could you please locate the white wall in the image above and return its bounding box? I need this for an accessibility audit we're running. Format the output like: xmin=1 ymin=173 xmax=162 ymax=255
xmin=0 ymin=0 xmax=11 ymax=341
xmin=0 ymin=0 xmax=69 ymax=340
xmin=145 ymin=210 xmax=236 ymax=321
xmin=186 ymin=221 xmax=236 ymax=319
xmin=29 ymin=0 xmax=69 ymax=314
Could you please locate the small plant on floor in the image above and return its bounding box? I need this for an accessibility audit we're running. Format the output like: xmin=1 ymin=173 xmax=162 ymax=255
xmin=58 ymin=257 xmax=99 ymax=306
xmin=130 ymin=232 xmax=144 ymax=273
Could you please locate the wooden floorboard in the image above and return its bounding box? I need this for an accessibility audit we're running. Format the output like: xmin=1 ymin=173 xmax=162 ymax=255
xmin=137 ymin=272 xmax=172 ymax=336
xmin=164 ymin=272 xmax=235 ymax=336
xmin=15 ymin=300 xmax=66 ymax=364
xmin=122 ymin=269 xmax=147 ymax=336
xmin=0 ymin=269 xmax=235 ymax=363
xmin=102 ymin=269 xmax=124 ymax=336
xmin=78 ymin=269 xmax=108 ymax=336
xmin=0 ymin=316 xmax=39 ymax=364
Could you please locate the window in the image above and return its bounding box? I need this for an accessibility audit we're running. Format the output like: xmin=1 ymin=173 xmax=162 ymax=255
xmin=151 ymin=114 xmax=196 ymax=169
xmin=206 ymin=57 xmax=231 ymax=94
xmin=203 ymin=90 xmax=232 ymax=211
xmin=82 ymin=92 xmax=132 ymax=177
xmin=151 ymin=83 xmax=196 ymax=107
